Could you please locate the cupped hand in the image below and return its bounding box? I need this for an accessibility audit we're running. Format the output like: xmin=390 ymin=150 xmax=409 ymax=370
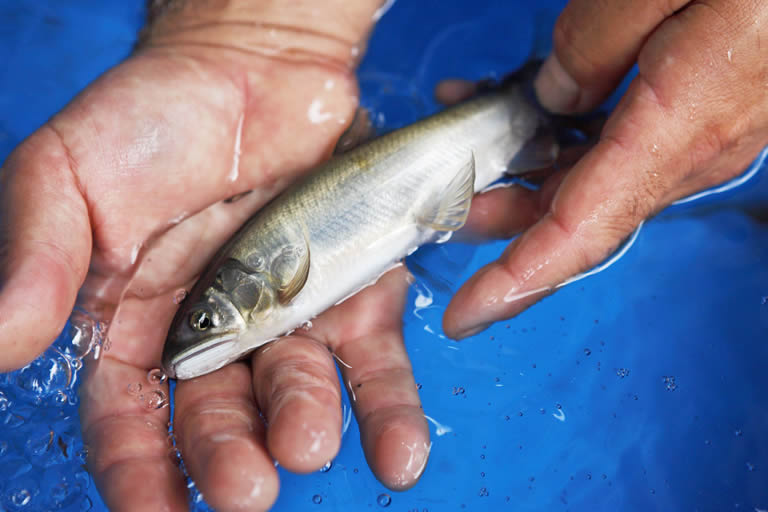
xmin=443 ymin=0 xmax=768 ymax=338
xmin=0 ymin=4 xmax=429 ymax=510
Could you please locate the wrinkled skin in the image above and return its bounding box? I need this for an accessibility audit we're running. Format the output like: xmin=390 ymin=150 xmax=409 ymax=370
xmin=1 ymin=0 xmax=767 ymax=510
xmin=441 ymin=0 xmax=768 ymax=338
xmin=0 ymin=4 xmax=429 ymax=510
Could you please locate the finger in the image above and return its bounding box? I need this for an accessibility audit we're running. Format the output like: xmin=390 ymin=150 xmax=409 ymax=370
xmin=434 ymin=79 xmax=477 ymax=105
xmin=446 ymin=0 xmax=767 ymax=339
xmin=535 ymin=0 xmax=689 ymax=113
xmin=251 ymin=335 xmax=343 ymax=473
xmin=313 ymin=267 xmax=431 ymax=491
xmin=457 ymin=170 xmax=567 ymax=243
xmin=174 ymin=362 xmax=279 ymax=512
xmin=80 ymin=358 xmax=187 ymax=512
xmin=0 ymin=128 xmax=91 ymax=371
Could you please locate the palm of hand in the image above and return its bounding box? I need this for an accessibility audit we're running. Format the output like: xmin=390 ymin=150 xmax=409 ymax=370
xmin=3 ymin=48 xmax=429 ymax=511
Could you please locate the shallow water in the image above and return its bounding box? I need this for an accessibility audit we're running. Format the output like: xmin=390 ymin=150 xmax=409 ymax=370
xmin=2 ymin=1 xmax=768 ymax=511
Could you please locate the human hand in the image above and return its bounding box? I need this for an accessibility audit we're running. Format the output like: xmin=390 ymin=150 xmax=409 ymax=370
xmin=0 ymin=1 xmax=429 ymax=509
xmin=442 ymin=0 xmax=768 ymax=338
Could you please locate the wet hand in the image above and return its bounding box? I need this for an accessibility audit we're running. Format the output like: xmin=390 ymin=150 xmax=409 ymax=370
xmin=0 ymin=1 xmax=428 ymax=510
xmin=442 ymin=0 xmax=768 ymax=338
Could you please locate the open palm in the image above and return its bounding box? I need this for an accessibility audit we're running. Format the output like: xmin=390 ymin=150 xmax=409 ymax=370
xmin=1 ymin=45 xmax=429 ymax=511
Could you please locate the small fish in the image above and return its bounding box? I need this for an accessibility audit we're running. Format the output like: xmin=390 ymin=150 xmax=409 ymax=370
xmin=163 ymin=68 xmax=560 ymax=379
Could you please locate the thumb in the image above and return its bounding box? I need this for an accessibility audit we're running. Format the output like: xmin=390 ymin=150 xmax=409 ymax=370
xmin=534 ymin=0 xmax=688 ymax=113
xmin=0 ymin=127 xmax=91 ymax=370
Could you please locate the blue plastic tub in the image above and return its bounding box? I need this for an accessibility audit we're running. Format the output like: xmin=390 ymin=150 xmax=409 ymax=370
xmin=1 ymin=1 xmax=767 ymax=511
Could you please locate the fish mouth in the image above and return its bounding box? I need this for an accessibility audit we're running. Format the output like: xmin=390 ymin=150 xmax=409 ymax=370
xmin=163 ymin=334 xmax=240 ymax=380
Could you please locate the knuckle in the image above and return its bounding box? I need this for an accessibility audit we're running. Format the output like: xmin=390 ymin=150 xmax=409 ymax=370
xmin=552 ymin=15 xmax=600 ymax=85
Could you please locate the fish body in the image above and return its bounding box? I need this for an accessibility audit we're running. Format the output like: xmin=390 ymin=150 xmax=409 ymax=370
xmin=163 ymin=76 xmax=557 ymax=379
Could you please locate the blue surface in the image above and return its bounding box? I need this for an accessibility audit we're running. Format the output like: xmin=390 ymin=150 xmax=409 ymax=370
xmin=1 ymin=1 xmax=768 ymax=511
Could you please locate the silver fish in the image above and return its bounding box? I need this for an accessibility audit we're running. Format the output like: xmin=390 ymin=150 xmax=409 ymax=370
xmin=163 ymin=72 xmax=558 ymax=379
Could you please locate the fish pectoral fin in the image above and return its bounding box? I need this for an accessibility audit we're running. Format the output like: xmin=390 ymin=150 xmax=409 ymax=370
xmin=273 ymin=233 xmax=311 ymax=305
xmin=419 ymin=152 xmax=476 ymax=232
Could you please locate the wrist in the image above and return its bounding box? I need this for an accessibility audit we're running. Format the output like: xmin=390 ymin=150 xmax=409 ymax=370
xmin=138 ymin=0 xmax=387 ymax=70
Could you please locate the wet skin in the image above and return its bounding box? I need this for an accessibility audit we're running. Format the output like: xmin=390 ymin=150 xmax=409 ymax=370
xmin=1 ymin=0 xmax=767 ymax=510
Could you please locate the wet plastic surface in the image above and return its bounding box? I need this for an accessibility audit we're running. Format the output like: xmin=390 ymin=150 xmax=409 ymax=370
xmin=1 ymin=1 xmax=767 ymax=511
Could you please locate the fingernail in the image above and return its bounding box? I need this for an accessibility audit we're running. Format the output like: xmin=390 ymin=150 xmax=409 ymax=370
xmin=534 ymin=53 xmax=581 ymax=114
xmin=452 ymin=322 xmax=492 ymax=340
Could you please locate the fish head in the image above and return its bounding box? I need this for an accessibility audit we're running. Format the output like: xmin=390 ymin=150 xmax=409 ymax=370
xmin=163 ymin=260 xmax=279 ymax=379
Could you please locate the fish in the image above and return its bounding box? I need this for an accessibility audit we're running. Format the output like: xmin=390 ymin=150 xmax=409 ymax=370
xmin=162 ymin=68 xmax=560 ymax=379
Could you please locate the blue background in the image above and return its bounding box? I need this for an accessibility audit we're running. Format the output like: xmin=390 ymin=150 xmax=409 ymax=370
xmin=1 ymin=1 xmax=767 ymax=511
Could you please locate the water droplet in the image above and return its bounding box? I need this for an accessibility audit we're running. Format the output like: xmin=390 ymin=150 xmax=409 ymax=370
xmin=10 ymin=489 xmax=31 ymax=507
xmin=68 ymin=310 xmax=98 ymax=359
xmin=312 ymin=494 xmax=323 ymax=504
xmin=320 ymin=460 xmax=332 ymax=473
xmin=735 ymin=429 xmax=743 ymax=437
xmin=0 ymin=390 xmax=10 ymax=411
xmin=127 ymin=382 xmax=143 ymax=395
xmin=146 ymin=390 xmax=168 ymax=409
xmin=147 ymin=369 xmax=168 ymax=385
xmin=746 ymin=462 xmax=755 ymax=472
xmin=377 ymin=493 xmax=392 ymax=507
xmin=615 ymin=368 xmax=630 ymax=378
xmin=55 ymin=390 xmax=69 ymax=405
xmin=172 ymin=289 xmax=188 ymax=305
xmin=583 ymin=348 xmax=591 ymax=356
xmin=71 ymin=358 xmax=83 ymax=371
xmin=478 ymin=487 xmax=489 ymax=497
xmin=662 ymin=376 xmax=677 ymax=391
xmin=81 ymin=496 xmax=93 ymax=511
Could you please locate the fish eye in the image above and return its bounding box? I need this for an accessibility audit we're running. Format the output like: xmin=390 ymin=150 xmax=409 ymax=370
xmin=189 ymin=309 xmax=213 ymax=331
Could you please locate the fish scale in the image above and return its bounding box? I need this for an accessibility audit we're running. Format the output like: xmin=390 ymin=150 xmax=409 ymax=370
xmin=163 ymin=73 xmax=558 ymax=379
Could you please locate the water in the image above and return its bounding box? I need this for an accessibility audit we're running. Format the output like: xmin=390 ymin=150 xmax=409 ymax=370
xmin=2 ymin=1 xmax=768 ymax=511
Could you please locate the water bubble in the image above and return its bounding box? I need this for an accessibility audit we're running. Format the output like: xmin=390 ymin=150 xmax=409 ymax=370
xmin=25 ymin=431 xmax=53 ymax=456
xmin=172 ymin=289 xmax=188 ymax=305
xmin=615 ymin=368 xmax=630 ymax=378
xmin=127 ymin=382 xmax=143 ymax=396
xmin=746 ymin=462 xmax=755 ymax=472
xmin=319 ymin=461 xmax=332 ymax=473
xmin=146 ymin=390 xmax=168 ymax=410
xmin=10 ymin=489 xmax=31 ymax=507
xmin=583 ymin=348 xmax=591 ymax=356
xmin=0 ymin=390 xmax=10 ymax=411
xmin=147 ymin=369 xmax=168 ymax=385
xmin=735 ymin=429 xmax=743 ymax=437
xmin=377 ymin=493 xmax=392 ymax=507
xmin=4 ymin=412 xmax=26 ymax=428
xmin=312 ymin=494 xmax=323 ymax=504
xmin=68 ymin=310 xmax=98 ymax=359
xmin=478 ymin=488 xmax=489 ymax=497
xmin=452 ymin=387 xmax=465 ymax=395
xmin=70 ymin=358 xmax=83 ymax=372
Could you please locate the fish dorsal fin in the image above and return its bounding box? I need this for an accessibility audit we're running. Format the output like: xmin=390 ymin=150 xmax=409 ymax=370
xmin=418 ymin=152 xmax=476 ymax=232
xmin=271 ymin=232 xmax=311 ymax=305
